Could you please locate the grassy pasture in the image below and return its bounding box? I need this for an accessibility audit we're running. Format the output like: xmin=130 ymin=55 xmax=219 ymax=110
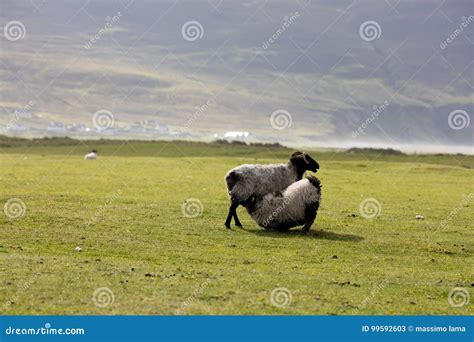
xmin=0 ymin=139 xmax=472 ymax=314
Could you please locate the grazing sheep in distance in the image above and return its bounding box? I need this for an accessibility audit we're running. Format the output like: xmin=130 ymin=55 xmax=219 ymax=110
xmin=224 ymin=152 xmax=319 ymax=229
xmin=84 ymin=149 xmax=98 ymax=160
xmin=246 ymin=175 xmax=322 ymax=233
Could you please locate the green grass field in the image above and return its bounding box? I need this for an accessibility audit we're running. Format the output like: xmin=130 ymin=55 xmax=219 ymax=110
xmin=0 ymin=138 xmax=473 ymax=315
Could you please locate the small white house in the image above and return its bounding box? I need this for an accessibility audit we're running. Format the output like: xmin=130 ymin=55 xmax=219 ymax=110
xmin=223 ymin=131 xmax=250 ymax=139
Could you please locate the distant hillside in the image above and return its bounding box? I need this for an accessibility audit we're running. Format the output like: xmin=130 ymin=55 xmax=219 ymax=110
xmin=1 ymin=0 xmax=472 ymax=150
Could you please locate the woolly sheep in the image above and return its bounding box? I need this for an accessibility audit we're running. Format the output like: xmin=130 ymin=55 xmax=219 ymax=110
xmin=224 ymin=152 xmax=319 ymax=228
xmin=84 ymin=149 xmax=98 ymax=160
xmin=245 ymin=175 xmax=322 ymax=233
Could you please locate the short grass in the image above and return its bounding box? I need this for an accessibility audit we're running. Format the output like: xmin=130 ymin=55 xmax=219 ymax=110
xmin=0 ymin=139 xmax=473 ymax=315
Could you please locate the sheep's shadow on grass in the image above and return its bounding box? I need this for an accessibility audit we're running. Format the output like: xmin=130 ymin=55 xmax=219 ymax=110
xmin=246 ymin=227 xmax=364 ymax=242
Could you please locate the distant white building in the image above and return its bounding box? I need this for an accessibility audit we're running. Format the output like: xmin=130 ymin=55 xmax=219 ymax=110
xmin=223 ymin=131 xmax=250 ymax=139
xmin=131 ymin=120 xmax=170 ymax=135
xmin=47 ymin=122 xmax=66 ymax=132
xmin=66 ymin=123 xmax=87 ymax=132
xmin=9 ymin=124 xmax=29 ymax=133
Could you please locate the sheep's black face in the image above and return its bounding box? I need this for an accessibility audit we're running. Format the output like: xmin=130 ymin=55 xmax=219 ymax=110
xmin=303 ymin=153 xmax=319 ymax=172
xmin=290 ymin=152 xmax=320 ymax=175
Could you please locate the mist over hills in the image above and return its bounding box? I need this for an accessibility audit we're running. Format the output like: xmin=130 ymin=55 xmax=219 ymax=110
xmin=1 ymin=0 xmax=472 ymax=153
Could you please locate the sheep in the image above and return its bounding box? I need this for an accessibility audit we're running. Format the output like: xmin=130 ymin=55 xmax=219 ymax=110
xmin=245 ymin=175 xmax=322 ymax=233
xmin=84 ymin=149 xmax=98 ymax=160
xmin=224 ymin=152 xmax=319 ymax=228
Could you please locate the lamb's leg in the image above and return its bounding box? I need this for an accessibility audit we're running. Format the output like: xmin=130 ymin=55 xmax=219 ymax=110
xmin=302 ymin=202 xmax=319 ymax=233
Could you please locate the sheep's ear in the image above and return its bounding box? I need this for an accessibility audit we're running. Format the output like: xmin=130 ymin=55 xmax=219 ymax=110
xmin=291 ymin=151 xmax=303 ymax=157
xmin=302 ymin=153 xmax=310 ymax=164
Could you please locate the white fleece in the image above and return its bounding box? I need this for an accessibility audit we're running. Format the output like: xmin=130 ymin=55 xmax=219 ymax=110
xmin=84 ymin=152 xmax=97 ymax=160
xmin=225 ymin=162 xmax=298 ymax=202
xmin=247 ymin=178 xmax=321 ymax=230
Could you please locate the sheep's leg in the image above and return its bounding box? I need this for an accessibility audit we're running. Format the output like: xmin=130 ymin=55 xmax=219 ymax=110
xmin=225 ymin=201 xmax=240 ymax=229
xmin=225 ymin=204 xmax=234 ymax=229
xmin=302 ymin=202 xmax=319 ymax=233
xmin=233 ymin=208 xmax=242 ymax=227
xmin=302 ymin=219 xmax=314 ymax=233
xmin=233 ymin=196 xmax=256 ymax=228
